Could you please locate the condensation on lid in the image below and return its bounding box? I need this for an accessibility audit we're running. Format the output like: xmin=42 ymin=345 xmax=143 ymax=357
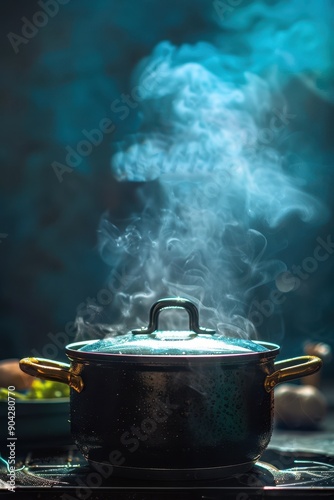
xmin=79 ymin=333 xmax=268 ymax=356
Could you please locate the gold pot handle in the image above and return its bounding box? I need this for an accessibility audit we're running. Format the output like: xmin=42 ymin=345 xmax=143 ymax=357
xmin=264 ymin=355 xmax=322 ymax=393
xmin=19 ymin=357 xmax=84 ymax=393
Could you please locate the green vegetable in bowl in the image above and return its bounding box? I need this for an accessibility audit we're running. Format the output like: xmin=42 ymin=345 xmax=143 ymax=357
xmin=26 ymin=379 xmax=70 ymax=399
xmin=0 ymin=379 xmax=70 ymax=400
xmin=0 ymin=388 xmax=26 ymax=400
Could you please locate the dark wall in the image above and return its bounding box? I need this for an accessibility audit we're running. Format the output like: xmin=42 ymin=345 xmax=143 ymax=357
xmin=0 ymin=0 xmax=333 ymax=380
xmin=0 ymin=0 xmax=214 ymax=358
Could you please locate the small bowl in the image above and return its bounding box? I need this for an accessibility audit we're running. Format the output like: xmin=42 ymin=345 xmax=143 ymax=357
xmin=0 ymin=398 xmax=70 ymax=442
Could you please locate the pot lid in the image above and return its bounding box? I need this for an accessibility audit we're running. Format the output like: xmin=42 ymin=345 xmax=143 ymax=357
xmin=79 ymin=298 xmax=268 ymax=356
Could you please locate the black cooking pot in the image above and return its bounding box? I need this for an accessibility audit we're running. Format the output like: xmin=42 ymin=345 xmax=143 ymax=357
xmin=20 ymin=298 xmax=322 ymax=480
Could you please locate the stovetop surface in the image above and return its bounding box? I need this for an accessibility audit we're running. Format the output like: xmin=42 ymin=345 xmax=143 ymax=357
xmin=1 ymin=407 xmax=334 ymax=499
xmin=1 ymin=445 xmax=334 ymax=499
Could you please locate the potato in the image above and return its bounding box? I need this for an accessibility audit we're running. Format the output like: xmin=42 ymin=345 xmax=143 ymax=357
xmin=274 ymin=384 xmax=327 ymax=429
xmin=0 ymin=359 xmax=33 ymax=390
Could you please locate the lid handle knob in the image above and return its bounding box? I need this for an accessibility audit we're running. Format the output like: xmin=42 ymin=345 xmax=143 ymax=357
xmin=132 ymin=298 xmax=216 ymax=336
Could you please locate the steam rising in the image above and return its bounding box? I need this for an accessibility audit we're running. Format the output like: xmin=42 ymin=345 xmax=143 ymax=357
xmin=78 ymin=2 xmax=331 ymax=337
